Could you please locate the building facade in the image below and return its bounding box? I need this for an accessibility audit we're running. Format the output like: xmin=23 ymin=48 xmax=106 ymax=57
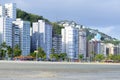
xmin=12 ymin=24 xmax=20 ymax=48
xmin=52 ymin=34 xmax=62 ymax=54
xmin=31 ymin=22 xmax=40 ymax=51
xmin=0 ymin=3 xmax=16 ymax=20
xmin=13 ymin=18 xmax=30 ymax=56
xmin=0 ymin=17 xmax=12 ymax=47
xmin=0 ymin=5 xmax=5 ymax=17
xmin=78 ymin=27 xmax=87 ymax=59
xmin=32 ymin=20 xmax=52 ymax=59
xmin=4 ymin=3 xmax=16 ymax=20
xmin=62 ymin=26 xmax=79 ymax=60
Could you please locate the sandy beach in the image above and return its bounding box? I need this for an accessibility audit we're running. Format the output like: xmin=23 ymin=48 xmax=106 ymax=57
xmin=0 ymin=61 xmax=120 ymax=80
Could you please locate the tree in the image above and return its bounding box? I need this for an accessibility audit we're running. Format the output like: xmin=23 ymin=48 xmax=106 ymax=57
xmin=59 ymin=53 xmax=67 ymax=61
xmin=0 ymin=42 xmax=7 ymax=59
xmin=90 ymin=51 xmax=96 ymax=62
xmin=79 ymin=54 xmax=84 ymax=62
xmin=106 ymin=54 xmax=113 ymax=60
xmin=50 ymin=53 xmax=56 ymax=61
xmin=52 ymin=22 xmax=64 ymax=34
xmin=37 ymin=47 xmax=46 ymax=60
xmin=95 ymin=54 xmax=105 ymax=62
xmin=51 ymin=48 xmax=55 ymax=54
xmin=29 ymin=52 xmax=36 ymax=58
xmin=7 ymin=46 xmax=13 ymax=57
xmin=50 ymin=48 xmax=55 ymax=60
xmin=13 ymin=45 xmax=21 ymax=57
xmin=17 ymin=9 xmax=50 ymax=26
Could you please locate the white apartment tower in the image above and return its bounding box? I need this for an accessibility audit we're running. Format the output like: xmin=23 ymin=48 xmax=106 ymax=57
xmin=32 ymin=20 xmax=52 ymax=59
xmin=5 ymin=3 xmax=16 ymax=20
xmin=62 ymin=26 xmax=79 ymax=60
xmin=13 ymin=18 xmax=30 ymax=56
xmin=31 ymin=22 xmax=40 ymax=51
xmin=0 ymin=5 xmax=5 ymax=17
xmin=0 ymin=17 xmax=12 ymax=47
xmin=0 ymin=3 xmax=16 ymax=20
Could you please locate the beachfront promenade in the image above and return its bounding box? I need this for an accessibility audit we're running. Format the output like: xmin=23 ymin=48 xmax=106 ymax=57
xmin=0 ymin=61 xmax=120 ymax=80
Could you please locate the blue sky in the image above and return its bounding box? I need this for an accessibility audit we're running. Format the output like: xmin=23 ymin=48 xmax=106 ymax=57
xmin=1 ymin=0 xmax=120 ymax=39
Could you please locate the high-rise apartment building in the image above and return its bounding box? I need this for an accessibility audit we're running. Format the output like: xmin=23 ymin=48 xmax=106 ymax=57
xmin=0 ymin=5 xmax=5 ymax=17
xmin=78 ymin=26 xmax=87 ymax=59
xmin=5 ymin=3 xmax=16 ymax=20
xmin=31 ymin=22 xmax=40 ymax=51
xmin=0 ymin=17 xmax=12 ymax=47
xmin=52 ymin=34 xmax=62 ymax=54
xmin=62 ymin=26 xmax=79 ymax=60
xmin=32 ymin=20 xmax=52 ymax=59
xmin=0 ymin=3 xmax=16 ymax=20
xmin=60 ymin=21 xmax=88 ymax=60
xmin=12 ymin=24 xmax=20 ymax=48
xmin=13 ymin=18 xmax=30 ymax=56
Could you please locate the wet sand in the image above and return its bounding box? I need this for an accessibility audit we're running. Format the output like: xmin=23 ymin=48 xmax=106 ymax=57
xmin=0 ymin=61 xmax=120 ymax=80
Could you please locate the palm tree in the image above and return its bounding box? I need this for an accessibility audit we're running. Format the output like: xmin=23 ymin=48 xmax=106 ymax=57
xmin=51 ymin=48 xmax=55 ymax=54
xmin=59 ymin=53 xmax=67 ymax=61
xmin=0 ymin=42 xmax=8 ymax=59
xmin=78 ymin=54 xmax=84 ymax=62
xmin=50 ymin=48 xmax=56 ymax=61
xmin=50 ymin=53 xmax=56 ymax=61
xmin=13 ymin=44 xmax=21 ymax=57
xmin=90 ymin=51 xmax=96 ymax=62
xmin=7 ymin=46 xmax=13 ymax=58
xmin=38 ymin=47 xmax=46 ymax=60
xmin=95 ymin=54 xmax=105 ymax=62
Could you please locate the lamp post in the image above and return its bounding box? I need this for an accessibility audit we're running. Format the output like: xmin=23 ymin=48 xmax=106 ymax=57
xmin=2 ymin=47 xmax=7 ymax=60
xmin=36 ymin=40 xmax=38 ymax=61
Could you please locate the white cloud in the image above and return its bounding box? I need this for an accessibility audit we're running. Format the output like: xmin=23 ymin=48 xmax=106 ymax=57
xmin=90 ymin=26 xmax=120 ymax=40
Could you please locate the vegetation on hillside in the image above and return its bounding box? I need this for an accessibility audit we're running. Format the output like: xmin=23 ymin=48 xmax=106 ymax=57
xmin=17 ymin=9 xmax=50 ymax=26
xmin=17 ymin=9 xmax=119 ymax=41
xmin=104 ymin=40 xmax=120 ymax=45
xmin=17 ymin=9 xmax=63 ymax=34
xmin=52 ymin=22 xmax=64 ymax=34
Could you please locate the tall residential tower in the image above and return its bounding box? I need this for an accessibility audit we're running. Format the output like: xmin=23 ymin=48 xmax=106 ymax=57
xmin=32 ymin=20 xmax=52 ymax=59
xmin=62 ymin=26 xmax=79 ymax=60
xmin=13 ymin=18 xmax=30 ymax=56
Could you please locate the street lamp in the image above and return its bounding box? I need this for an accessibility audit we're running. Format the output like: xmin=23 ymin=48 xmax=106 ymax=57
xmin=36 ymin=40 xmax=38 ymax=61
xmin=2 ymin=47 xmax=8 ymax=60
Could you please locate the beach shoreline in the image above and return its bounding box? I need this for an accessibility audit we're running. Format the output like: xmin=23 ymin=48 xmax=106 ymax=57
xmin=0 ymin=60 xmax=120 ymax=65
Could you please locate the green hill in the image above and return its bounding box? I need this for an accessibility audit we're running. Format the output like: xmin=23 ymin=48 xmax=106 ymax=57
xmin=17 ymin=9 xmax=63 ymax=35
xmin=17 ymin=9 xmax=50 ymax=25
xmin=17 ymin=9 xmax=119 ymax=43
